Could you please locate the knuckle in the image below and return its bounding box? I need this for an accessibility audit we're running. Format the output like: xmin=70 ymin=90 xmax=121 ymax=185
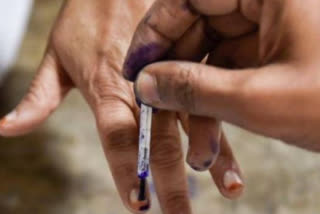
xmin=146 ymin=0 xmax=196 ymax=40
xmin=172 ymin=64 xmax=197 ymax=112
xmin=102 ymin=123 xmax=137 ymax=153
xmin=87 ymin=65 xmax=133 ymax=108
xmin=163 ymin=191 xmax=188 ymax=210
xmin=150 ymin=133 xmax=183 ymax=169
xmin=112 ymin=163 xmax=136 ymax=178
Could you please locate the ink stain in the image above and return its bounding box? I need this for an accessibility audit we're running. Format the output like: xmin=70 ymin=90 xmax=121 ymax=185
xmin=124 ymin=43 xmax=166 ymax=81
xmin=190 ymin=165 xmax=202 ymax=171
xmin=203 ymin=159 xmax=213 ymax=168
xmin=210 ymin=139 xmax=220 ymax=154
xmin=139 ymin=204 xmax=150 ymax=211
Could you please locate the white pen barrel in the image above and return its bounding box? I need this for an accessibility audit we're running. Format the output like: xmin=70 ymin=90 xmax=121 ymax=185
xmin=137 ymin=104 xmax=152 ymax=178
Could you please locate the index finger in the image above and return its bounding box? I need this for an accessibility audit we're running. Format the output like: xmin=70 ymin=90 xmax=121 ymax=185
xmin=123 ymin=0 xmax=199 ymax=81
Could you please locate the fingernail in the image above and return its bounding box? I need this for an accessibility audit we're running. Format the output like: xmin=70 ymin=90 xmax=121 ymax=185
xmin=135 ymin=72 xmax=160 ymax=104
xmin=187 ymin=151 xmax=213 ymax=172
xmin=223 ymin=170 xmax=243 ymax=192
xmin=0 ymin=118 xmax=6 ymax=127
xmin=189 ymin=159 xmax=213 ymax=172
xmin=0 ymin=111 xmax=17 ymax=127
xmin=134 ymin=85 xmax=159 ymax=113
xmin=129 ymin=189 xmax=150 ymax=212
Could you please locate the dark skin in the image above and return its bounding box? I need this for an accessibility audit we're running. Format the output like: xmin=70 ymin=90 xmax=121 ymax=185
xmin=125 ymin=0 xmax=320 ymax=152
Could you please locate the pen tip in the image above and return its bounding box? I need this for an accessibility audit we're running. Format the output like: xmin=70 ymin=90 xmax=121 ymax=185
xmin=138 ymin=178 xmax=147 ymax=201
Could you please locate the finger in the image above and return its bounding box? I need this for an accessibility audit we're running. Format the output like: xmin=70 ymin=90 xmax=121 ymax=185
xmin=0 ymin=50 xmax=72 ymax=137
xmin=169 ymin=19 xmax=221 ymax=62
xmin=185 ymin=34 xmax=258 ymax=171
xmin=189 ymin=0 xmax=238 ymax=16
xmin=168 ymin=19 xmax=223 ymax=172
xmin=209 ymin=132 xmax=244 ymax=199
xmin=123 ymin=0 xmax=199 ymax=81
xmin=134 ymin=60 xmax=308 ymax=145
xmin=150 ymin=111 xmax=192 ymax=214
xmin=95 ymin=100 xmax=151 ymax=213
xmin=240 ymin=0 xmax=262 ymax=23
xmin=207 ymin=33 xmax=259 ymax=69
xmin=177 ymin=112 xmax=189 ymax=134
xmin=187 ymin=116 xmax=221 ymax=171
xmin=134 ymin=60 xmax=250 ymax=118
xmin=207 ymin=11 xmax=257 ymax=39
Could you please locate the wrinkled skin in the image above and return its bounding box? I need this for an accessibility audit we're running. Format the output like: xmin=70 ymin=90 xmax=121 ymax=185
xmin=126 ymin=0 xmax=320 ymax=153
xmin=0 ymin=0 xmax=245 ymax=214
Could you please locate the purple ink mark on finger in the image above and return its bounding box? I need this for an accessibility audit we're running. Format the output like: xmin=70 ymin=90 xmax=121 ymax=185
xmin=139 ymin=204 xmax=150 ymax=211
xmin=203 ymin=159 xmax=213 ymax=168
xmin=190 ymin=165 xmax=202 ymax=171
xmin=124 ymin=43 xmax=166 ymax=81
xmin=210 ymin=138 xmax=220 ymax=154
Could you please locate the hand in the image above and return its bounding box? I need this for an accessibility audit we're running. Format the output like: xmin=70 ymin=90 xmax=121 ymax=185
xmin=124 ymin=0 xmax=248 ymax=201
xmin=125 ymin=0 xmax=320 ymax=152
xmin=0 ymin=0 xmax=244 ymax=213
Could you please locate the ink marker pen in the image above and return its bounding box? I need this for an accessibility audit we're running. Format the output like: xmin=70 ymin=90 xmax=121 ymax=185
xmin=137 ymin=103 xmax=152 ymax=200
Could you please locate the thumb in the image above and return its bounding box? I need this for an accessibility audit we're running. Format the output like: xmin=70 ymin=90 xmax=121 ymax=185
xmin=0 ymin=50 xmax=72 ymax=137
xmin=134 ymin=61 xmax=300 ymax=141
xmin=134 ymin=61 xmax=252 ymax=117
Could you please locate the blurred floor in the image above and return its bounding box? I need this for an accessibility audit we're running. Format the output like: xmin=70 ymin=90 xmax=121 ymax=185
xmin=1 ymin=0 xmax=320 ymax=214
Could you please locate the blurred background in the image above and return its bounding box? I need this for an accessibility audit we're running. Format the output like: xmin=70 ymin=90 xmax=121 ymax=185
xmin=1 ymin=0 xmax=320 ymax=214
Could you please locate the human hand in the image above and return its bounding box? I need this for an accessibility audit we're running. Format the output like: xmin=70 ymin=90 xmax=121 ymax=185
xmin=126 ymin=0 xmax=320 ymax=152
xmin=0 ymin=0 xmax=244 ymax=213
xmin=124 ymin=0 xmax=249 ymax=201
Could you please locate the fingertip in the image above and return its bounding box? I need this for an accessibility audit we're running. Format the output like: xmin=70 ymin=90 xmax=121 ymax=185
xmin=124 ymin=42 xmax=167 ymax=82
xmin=0 ymin=111 xmax=18 ymax=137
xmin=187 ymin=151 xmax=217 ymax=172
xmin=210 ymin=133 xmax=245 ymax=200
xmin=222 ymin=170 xmax=244 ymax=199
xmin=135 ymin=71 xmax=160 ymax=105
xmin=128 ymin=188 xmax=151 ymax=213
xmin=187 ymin=116 xmax=221 ymax=171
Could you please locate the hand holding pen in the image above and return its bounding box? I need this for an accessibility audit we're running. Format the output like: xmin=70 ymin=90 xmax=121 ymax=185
xmin=127 ymin=0 xmax=320 ymax=158
xmin=124 ymin=0 xmax=248 ymax=208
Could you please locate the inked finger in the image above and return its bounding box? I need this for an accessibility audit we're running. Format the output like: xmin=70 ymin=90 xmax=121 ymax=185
xmin=150 ymin=111 xmax=192 ymax=214
xmin=95 ymin=101 xmax=151 ymax=213
xmin=187 ymin=116 xmax=221 ymax=171
xmin=123 ymin=0 xmax=199 ymax=81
